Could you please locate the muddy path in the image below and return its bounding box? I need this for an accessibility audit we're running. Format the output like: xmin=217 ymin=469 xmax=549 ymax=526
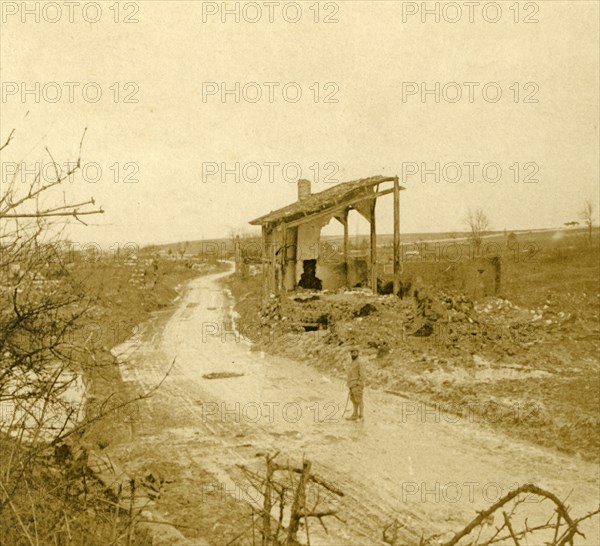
xmin=110 ymin=269 xmax=600 ymax=545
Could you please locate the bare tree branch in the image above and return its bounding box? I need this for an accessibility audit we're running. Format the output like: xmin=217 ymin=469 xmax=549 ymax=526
xmin=0 ymin=128 xmax=16 ymax=151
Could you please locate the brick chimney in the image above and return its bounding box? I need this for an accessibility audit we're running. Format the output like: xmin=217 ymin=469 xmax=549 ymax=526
xmin=297 ymin=179 xmax=311 ymax=202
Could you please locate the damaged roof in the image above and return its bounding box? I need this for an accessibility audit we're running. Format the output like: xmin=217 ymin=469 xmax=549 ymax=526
xmin=249 ymin=175 xmax=403 ymax=227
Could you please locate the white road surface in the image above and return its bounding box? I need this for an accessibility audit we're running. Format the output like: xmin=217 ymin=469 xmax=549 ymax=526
xmin=111 ymin=269 xmax=600 ymax=545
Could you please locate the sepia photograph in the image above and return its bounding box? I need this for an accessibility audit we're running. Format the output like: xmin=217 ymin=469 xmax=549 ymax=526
xmin=1 ymin=1 xmax=599 ymax=544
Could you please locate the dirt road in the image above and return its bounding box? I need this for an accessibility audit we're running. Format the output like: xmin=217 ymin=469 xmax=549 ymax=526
xmin=111 ymin=269 xmax=600 ymax=545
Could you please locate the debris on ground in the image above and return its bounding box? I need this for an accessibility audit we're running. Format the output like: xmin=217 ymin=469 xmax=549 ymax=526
xmin=202 ymin=372 xmax=245 ymax=380
xmin=226 ymin=264 xmax=600 ymax=462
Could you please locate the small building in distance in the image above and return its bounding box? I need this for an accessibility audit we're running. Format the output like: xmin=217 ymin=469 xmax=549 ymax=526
xmin=249 ymin=176 xmax=405 ymax=296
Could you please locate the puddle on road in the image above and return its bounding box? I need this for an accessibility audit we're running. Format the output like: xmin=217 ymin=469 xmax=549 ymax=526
xmin=202 ymin=372 xmax=245 ymax=380
xmin=269 ymin=430 xmax=302 ymax=440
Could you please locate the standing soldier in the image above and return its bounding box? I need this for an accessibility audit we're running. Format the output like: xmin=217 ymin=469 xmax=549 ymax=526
xmin=346 ymin=348 xmax=364 ymax=421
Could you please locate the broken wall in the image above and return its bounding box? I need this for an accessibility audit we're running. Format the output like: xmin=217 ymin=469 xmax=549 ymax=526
xmin=316 ymin=259 xmax=368 ymax=290
xmin=295 ymin=217 xmax=331 ymax=284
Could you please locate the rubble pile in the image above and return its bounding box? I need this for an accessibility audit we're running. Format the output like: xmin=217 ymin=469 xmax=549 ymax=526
xmin=275 ymin=290 xmax=406 ymax=328
xmin=257 ymin=283 xmax=597 ymax=369
xmin=437 ymin=291 xmax=475 ymax=323
xmin=474 ymin=294 xmax=585 ymax=340
xmin=260 ymin=295 xmax=282 ymax=323
xmin=237 ymin=270 xmax=599 ymax=463
xmin=476 ymin=298 xmax=542 ymax=326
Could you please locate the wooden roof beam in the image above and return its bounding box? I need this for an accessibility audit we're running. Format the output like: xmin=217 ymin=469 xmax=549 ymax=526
xmin=284 ymin=186 xmax=401 ymax=229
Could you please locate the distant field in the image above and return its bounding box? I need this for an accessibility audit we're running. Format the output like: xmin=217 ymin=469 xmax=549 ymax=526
xmin=148 ymin=227 xmax=598 ymax=257
xmin=147 ymin=227 xmax=600 ymax=313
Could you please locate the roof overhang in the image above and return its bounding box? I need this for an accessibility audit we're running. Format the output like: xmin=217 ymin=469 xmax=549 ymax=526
xmin=249 ymin=175 xmax=404 ymax=229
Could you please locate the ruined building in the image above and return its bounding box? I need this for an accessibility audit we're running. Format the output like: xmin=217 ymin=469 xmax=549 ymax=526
xmin=249 ymin=176 xmax=405 ymax=296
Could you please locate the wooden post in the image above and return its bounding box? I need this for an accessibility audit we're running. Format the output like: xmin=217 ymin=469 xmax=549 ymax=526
xmin=261 ymin=226 xmax=268 ymax=300
xmin=343 ymin=209 xmax=349 ymax=284
xmin=393 ymin=176 xmax=401 ymax=295
xmin=235 ymin=235 xmax=243 ymax=277
xmin=262 ymin=225 xmax=276 ymax=298
xmin=290 ymin=227 xmax=298 ymax=290
xmin=287 ymin=460 xmax=312 ymax=542
xmin=370 ymin=198 xmax=377 ymax=294
xmin=280 ymin=225 xmax=287 ymax=293
xmin=262 ymin=458 xmax=274 ymax=545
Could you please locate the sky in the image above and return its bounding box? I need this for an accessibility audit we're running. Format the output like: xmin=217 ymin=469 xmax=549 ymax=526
xmin=1 ymin=0 xmax=599 ymax=247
